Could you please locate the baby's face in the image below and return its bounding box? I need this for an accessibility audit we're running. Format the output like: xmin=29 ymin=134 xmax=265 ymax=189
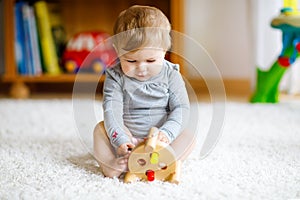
xmin=119 ymin=48 xmax=166 ymax=81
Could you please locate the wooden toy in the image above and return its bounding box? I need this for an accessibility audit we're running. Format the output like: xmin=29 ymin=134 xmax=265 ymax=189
xmin=124 ymin=127 xmax=181 ymax=184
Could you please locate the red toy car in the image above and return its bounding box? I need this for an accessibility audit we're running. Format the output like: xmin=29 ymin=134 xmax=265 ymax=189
xmin=62 ymin=31 xmax=117 ymax=73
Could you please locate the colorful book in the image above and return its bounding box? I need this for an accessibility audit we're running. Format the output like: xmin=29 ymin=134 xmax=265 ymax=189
xmin=14 ymin=1 xmax=27 ymax=75
xmin=21 ymin=3 xmax=35 ymax=75
xmin=34 ymin=1 xmax=61 ymax=75
xmin=28 ymin=5 xmax=42 ymax=75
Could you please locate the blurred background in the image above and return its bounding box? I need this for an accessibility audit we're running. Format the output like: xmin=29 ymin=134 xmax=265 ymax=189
xmin=0 ymin=0 xmax=299 ymax=99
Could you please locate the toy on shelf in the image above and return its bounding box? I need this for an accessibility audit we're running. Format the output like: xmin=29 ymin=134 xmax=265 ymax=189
xmin=124 ymin=127 xmax=181 ymax=184
xmin=62 ymin=31 xmax=117 ymax=73
xmin=251 ymin=0 xmax=300 ymax=103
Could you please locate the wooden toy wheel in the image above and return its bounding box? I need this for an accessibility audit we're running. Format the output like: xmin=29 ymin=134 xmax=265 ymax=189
xmin=124 ymin=127 xmax=181 ymax=184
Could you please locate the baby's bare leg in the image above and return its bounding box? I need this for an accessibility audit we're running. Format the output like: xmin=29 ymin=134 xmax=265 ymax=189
xmin=170 ymin=130 xmax=196 ymax=161
xmin=93 ymin=121 xmax=128 ymax=178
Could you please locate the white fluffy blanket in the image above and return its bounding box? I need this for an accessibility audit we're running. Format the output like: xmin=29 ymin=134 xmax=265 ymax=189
xmin=0 ymin=99 xmax=299 ymax=200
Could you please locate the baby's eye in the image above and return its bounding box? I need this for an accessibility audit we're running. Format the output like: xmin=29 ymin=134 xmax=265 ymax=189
xmin=147 ymin=60 xmax=155 ymax=63
xmin=127 ymin=60 xmax=136 ymax=63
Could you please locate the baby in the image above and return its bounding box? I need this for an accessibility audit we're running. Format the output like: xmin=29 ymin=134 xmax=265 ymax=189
xmin=93 ymin=5 xmax=195 ymax=178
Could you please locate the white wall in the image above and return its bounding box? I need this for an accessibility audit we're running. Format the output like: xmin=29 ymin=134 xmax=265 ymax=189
xmin=251 ymin=0 xmax=282 ymax=69
xmin=183 ymin=0 xmax=257 ymax=79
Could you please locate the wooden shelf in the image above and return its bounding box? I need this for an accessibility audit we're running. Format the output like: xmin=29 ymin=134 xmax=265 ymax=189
xmin=2 ymin=74 xmax=105 ymax=83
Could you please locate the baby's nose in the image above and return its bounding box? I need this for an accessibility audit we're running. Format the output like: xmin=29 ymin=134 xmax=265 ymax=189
xmin=137 ymin=63 xmax=147 ymax=71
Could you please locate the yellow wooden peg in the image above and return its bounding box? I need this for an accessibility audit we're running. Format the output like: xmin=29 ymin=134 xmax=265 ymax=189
xmin=150 ymin=152 xmax=159 ymax=164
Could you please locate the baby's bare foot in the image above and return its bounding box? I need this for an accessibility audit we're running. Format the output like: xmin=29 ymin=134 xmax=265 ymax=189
xmin=101 ymin=156 xmax=128 ymax=178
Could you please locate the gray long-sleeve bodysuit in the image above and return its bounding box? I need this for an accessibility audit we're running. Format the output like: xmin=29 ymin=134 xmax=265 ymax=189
xmin=103 ymin=59 xmax=190 ymax=148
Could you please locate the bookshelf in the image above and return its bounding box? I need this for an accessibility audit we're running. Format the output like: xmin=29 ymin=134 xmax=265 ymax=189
xmin=2 ymin=0 xmax=185 ymax=98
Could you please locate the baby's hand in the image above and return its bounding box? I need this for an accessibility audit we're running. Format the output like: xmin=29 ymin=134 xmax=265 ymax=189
xmin=117 ymin=143 xmax=135 ymax=157
xmin=158 ymin=131 xmax=170 ymax=144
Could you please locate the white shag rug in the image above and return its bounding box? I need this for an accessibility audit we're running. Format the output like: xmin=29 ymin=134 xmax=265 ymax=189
xmin=0 ymin=99 xmax=299 ymax=200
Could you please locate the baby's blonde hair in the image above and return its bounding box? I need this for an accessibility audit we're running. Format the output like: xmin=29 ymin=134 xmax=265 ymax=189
xmin=113 ymin=5 xmax=171 ymax=53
